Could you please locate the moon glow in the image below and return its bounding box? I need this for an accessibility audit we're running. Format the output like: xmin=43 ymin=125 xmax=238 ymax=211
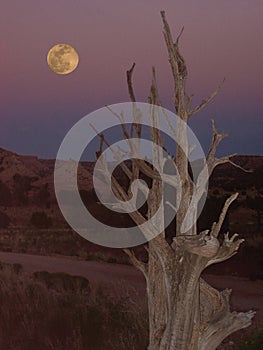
xmin=47 ymin=44 xmax=79 ymax=75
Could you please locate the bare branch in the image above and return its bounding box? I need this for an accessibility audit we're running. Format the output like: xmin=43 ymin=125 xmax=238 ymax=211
xmin=195 ymin=120 xmax=227 ymax=198
xmin=161 ymin=11 xmax=180 ymax=83
xmin=126 ymin=63 xmax=136 ymax=102
xmin=148 ymin=66 xmax=160 ymax=105
xmin=165 ymin=200 xmax=177 ymax=213
xmin=196 ymin=121 xmax=234 ymax=200
xmin=186 ymin=93 xmax=194 ymax=113
xmin=228 ymin=160 xmax=253 ymax=173
xmin=90 ymin=122 xmax=152 ymax=231
xmin=161 ymin=104 xmax=179 ymax=143
xmin=104 ymin=106 xmax=144 ymax=200
xmin=106 ymin=104 xmax=179 ymax=186
xmin=200 ymin=278 xmax=255 ymax=349
xmin=174 ymin=26 xmax=187 ymax=81
xmin=126 ymin=63 xmax=143 ymax=144
xmin=134 ymin=159 xmax=179 ymax=188
xmin=161 ymin=11 xmax=195 ymax=235
xmin=207 ymin=232 xmax=245 ymax=267
xmin=213 ymin=153 xmax=237 ymax=168
xmin=195 ymin=121 xmax=251 ymax=207
xmin=95 ymin=133 xmax=104 ymax=159
xmin=189 ymin=79 xmax=225 ymax=117
xmin=215 ymin=156 xmax=254 ymax=173
xmin=90 ymin=122 xmax=112 ymax=150
xmin=147 ymin=67 xmax=164 ymax=169
xmin=205 ymin=122 xmax=252 ymax=176
xmin=211 ymin=193 xmax=239 ymax=238
xmin=161 ymin=11 xmax=187 ymax=114
xmin=123 ymin=248 xmax=148 ymax=279
xmin=207 ymin=119 xmax=228 ymax=165
xmin=176 ymin=26 xmax=184 ymax=43
xmin=106 ymin=106 xmax=131 ymax=141
xmin=202 ymin=308 xmax=255 ymax=349
xmin=90 ymin=121 xmax=133 ymax=181
xmin=118 ymin=65 xmax=144 ymax=204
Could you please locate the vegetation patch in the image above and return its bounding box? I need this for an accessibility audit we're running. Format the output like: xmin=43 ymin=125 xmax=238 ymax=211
xmin=0 ymin=264 xmax=148 ymax=350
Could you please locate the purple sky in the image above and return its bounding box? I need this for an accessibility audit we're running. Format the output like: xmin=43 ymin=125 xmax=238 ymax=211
xmin=0 ymin=0 xmax=262 ymax=158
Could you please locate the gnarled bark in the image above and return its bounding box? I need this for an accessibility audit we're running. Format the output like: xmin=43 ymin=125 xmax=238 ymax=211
xmin=97 ymin=10 xmax=254 ymax=350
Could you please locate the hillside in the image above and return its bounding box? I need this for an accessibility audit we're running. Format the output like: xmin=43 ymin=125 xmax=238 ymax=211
xmin=0 ymin=147 xmax=262 ymax=225
xmin=0 ymin=147 xmax=262 ymax=279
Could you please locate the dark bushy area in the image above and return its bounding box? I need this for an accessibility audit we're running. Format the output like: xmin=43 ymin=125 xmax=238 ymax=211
xmin=236 ymin=332 xmax=263 ymax=350
xmin=0 ymin=264 xmax=148 ymax=350
xmin=0 ymin=211 xmax=11 ymax=228
xmin=0 ymin=181 xmax=12 ymax=206
xmin=13 ymin=173 xmax=36 ymax=205
xmin=0 ymin=263 xmax=261 ymax=350
xmin=30 ymin=211 xmax=53 ymax=229
xmin=33 ymin=270 xmax=91 ymax=292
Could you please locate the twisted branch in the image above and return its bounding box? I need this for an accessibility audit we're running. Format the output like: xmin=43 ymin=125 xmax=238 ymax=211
xmin=126 ymin=62 xmax=136 ymax=103
xmin=211 ymin=193 xmax=239 ymax=238
xmin=123 ymin=248 xmax=148 ymax=280
xmin=206 ymin=232 xmax=245 ymax=267
xmin=189 ymin=79 xmax=225 ymax=117
xmin=199 ymin=279 xmax=255 ymax=349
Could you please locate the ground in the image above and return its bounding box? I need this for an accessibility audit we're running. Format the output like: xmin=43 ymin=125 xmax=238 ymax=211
xmin=0 ymin=251 xmax=262 ymax=335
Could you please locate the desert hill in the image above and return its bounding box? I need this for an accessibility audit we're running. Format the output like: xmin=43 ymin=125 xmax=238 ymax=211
xmin=0 ymin=146 xmax=262 ymax=231
xmin=0 ymin=147 xmax=262 ymax=206
xmin=0 ymin=147 xmax=96 ymax=205
xmin=0 ymin=147 xmax=262 ymax=279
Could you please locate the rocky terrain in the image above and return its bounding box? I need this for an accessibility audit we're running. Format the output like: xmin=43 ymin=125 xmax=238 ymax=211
xmin=0 ymin=147 xmax=262 ymax=279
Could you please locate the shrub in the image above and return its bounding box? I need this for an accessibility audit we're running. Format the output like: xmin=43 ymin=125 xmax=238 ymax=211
xmin=30 ymin=211 xmax=53 ymax=229
xmin=12 ymin=263 xmax=23 ymax=274
xmin=0 ymin=211 xmax=11 ymax=228
xmin=236 ymin=331 xmax=263 ymax=349
xmin=0 ymin=266 xmax=148 ymax=350
xmin=0 ymin=181 xmax=12 ymax=206
xmin=213 ymin=188 xmax=220 ymax=195
xmin=33 ymin=271 xmax=91 ymax=293
xmin=35 ymin=183 xmax=50 ymax=208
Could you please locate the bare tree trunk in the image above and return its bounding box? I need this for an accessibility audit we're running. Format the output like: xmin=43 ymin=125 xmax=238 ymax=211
xmin=106 ymin=10 xmax=256 ymax=350
xmin=146 ymin=237 xmax=254 ymax=350
xmin=147 ymin=237 xmax=200 ymax=350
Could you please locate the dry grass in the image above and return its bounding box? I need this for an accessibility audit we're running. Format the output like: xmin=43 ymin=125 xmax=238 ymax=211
xmin=0 ymin=262 xmax=261 ymax=349
xmin=0 ymin=263 xmax=148 ymax=350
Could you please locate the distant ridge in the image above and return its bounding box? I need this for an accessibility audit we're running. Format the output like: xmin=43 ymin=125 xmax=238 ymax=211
xmin=0 ymin=146 xmax=262 ymax=232
xmin=1 ymin=147 xmax=263 ymax=175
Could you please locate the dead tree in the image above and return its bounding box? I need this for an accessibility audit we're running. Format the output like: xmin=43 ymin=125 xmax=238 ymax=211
xmin=97 ymin=11 xmax=255 ymax=350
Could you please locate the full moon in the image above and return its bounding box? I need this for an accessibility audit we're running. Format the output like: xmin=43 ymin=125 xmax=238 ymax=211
xmin=47 ymin=43 xmax=79 ymax=75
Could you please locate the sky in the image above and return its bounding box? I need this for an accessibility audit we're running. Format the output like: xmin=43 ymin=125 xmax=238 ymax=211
xmin=0 ymin=0 xmax=262 ymax=159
